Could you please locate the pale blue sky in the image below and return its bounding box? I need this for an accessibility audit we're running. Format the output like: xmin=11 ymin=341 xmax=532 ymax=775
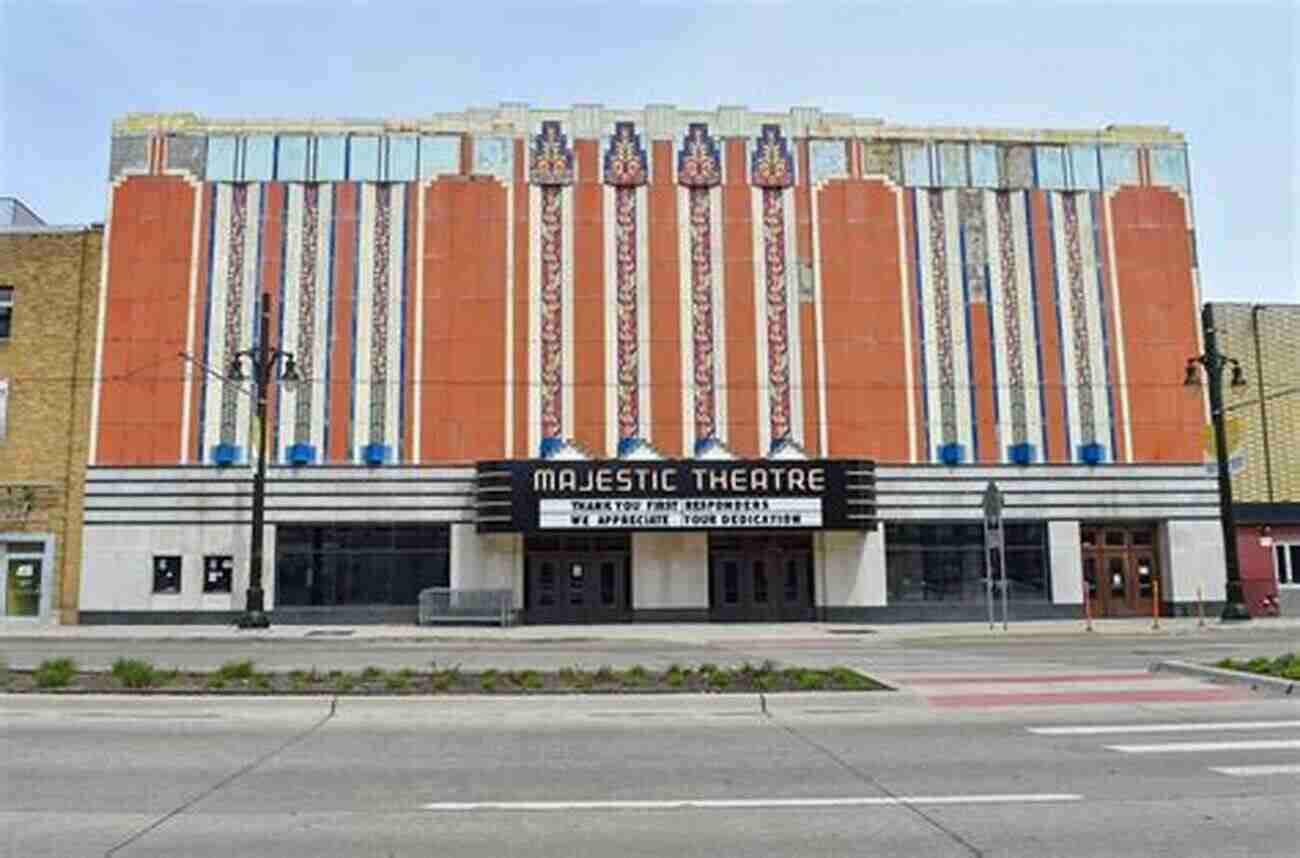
xmin=2 ymin=1 xmax=1295 ymax=301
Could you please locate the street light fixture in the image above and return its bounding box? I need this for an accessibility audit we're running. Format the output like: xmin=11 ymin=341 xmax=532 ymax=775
xmin=1184 ymin=303 xmax=1251 ymax=622
xmin=228 ymin=292 xmax=298 ymax=630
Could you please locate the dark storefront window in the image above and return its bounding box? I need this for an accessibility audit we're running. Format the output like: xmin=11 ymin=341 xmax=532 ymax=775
xmin=275 ymin=525 xmax=450 ymax=607
xmin=886 ymin=523 xmax=1050 ymax=603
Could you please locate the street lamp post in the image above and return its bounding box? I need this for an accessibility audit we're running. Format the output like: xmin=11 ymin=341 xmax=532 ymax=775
xmin=229 ymin=292 xmax=299 ymax=630
xmin=1184 ymin=303 xmax=1250 ymax=622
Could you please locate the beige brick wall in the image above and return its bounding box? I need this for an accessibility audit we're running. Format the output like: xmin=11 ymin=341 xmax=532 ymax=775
xmin=1211 ymin=302 xmax=1300 ymax=504
xmin=0 ymin=227 xmax=102 ymax=623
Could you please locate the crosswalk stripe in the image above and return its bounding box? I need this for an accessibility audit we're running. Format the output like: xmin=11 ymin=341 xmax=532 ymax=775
xmin=1209 ymin=765 xmax=1300 ymax=777
xmin=1105 ymin=740 xmax=1300 ymax=754
xmin=1029 ymin=721 xmax=1300 ymax=736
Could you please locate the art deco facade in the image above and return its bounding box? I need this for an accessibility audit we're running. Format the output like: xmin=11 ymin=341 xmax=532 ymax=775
xmin=78 ymin=105 xmax=1222 ymax=624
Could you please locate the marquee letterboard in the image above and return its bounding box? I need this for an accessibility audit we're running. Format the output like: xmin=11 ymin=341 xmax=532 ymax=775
xmin=475 ymin=459 xmax=874 ymax=533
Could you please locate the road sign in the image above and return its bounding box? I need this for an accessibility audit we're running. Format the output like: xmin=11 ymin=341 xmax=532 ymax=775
xmin=982 ymin=481 xmax=1003 ymax=523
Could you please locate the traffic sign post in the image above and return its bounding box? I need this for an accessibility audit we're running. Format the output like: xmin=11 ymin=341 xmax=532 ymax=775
xmin=982 ymin=481 xmax=1008 ymax=631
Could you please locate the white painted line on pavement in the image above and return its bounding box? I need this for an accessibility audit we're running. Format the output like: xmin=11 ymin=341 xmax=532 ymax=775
xmin=422 ymin=794 xmax=1084 ymax=812
xmin=1030 ymin=721 xmax=1300 ymax=736
xmin=1105 ymin=740 xmax=1300 ymax=754
xmin=1209 ymin=764 xmax=1300 ymax=777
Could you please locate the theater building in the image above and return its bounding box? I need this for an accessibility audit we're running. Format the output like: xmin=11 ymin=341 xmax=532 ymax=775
xmin=79 ymin=105 xmax=1223 ymax=624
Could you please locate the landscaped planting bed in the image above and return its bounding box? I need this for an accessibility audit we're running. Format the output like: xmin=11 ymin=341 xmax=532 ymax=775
xmin=0 ymin=658 xmax=888 ymax=695
xmin=1215 ymin=653 xmax=1300 ymax=681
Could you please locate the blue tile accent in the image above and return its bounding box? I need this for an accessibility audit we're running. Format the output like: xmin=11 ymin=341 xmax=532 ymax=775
xmin=212 ymin=443 xmax=241 ymax=467
xmin=244 ymin=135 xmax=275 ymax=181
xmin=276 ymin=135 xmax=310 ymax=182
xmin=286 ymin=443 xmax=316 ymax=466
xmin=361 ymin=442 xmax=389 ymax=466
xmin=316 ymin=135 xmax=347 ymax=181
xmin=970 ymin=144 xmax=998 ymax=188
xmin=539 ymin=436 xmax=565 ymax=459
xmin=206 ymin=136 xmax=238 ymax=181
xmin=1078 ymin=442 xmax=1105 ymax=465
xmin=1035 ymin=146 xmax=1067 ymax=190
xmin=618 ymin=436 xmax=643 ymax=456
xmin=938 ymin=443 xmax=965 ymax=465
xmin=387 ymin=135 xmax=418 ymax=182
xmin=348 ymin=135 xmax=381 ymax=181
xmin=1008 ymin=442 xmax=1036 ymax=465
xmin=694 ymin=435 xmax=720 ymax=457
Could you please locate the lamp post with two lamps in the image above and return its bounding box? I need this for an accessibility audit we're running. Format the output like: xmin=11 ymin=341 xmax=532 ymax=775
xmin=1184 ymin=303 xmax=1251 ymax=622
xmin=228 ymin=292 xmax=300 ymax=630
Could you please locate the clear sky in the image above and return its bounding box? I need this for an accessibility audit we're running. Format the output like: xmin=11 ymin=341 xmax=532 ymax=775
xmin=2 ymin=1 xmax=1295 ymax=302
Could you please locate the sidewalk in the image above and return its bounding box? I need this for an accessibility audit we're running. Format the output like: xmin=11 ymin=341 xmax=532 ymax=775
xmin=3 ymin=616 xmax=1297 ymax=644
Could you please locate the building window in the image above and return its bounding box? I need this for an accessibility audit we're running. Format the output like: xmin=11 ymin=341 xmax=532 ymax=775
xmin=152 ymin=555 xmax=182 ymax=594
xmin=274 ymin=525 xmax=450 ymax=607
xmin=1276 ymin=543 xmax=1300 ymax=587
xmin=203 ymin=555 xmax=234 ymax=594
xmin=0 ymin=286 xmax=13 ymax=339
xmin=885 ymin=523 xmax=1051 ymax=603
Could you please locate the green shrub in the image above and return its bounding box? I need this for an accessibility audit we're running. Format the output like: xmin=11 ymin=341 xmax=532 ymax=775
xmin=251 ymin=674 xmax=273 ymax=691
xmin=360 ymin=666 xmax=386 ymax=683
xmin=593 ymin=665 xmax=617 ymax=684
xmin=796 ymin=670 xmax=827 ymax=691
xmin=479 ymin=670 xmax=499 ymax=692
xmin=1216 ymin=657 xmax=1238 ymax=670
xmin=205 ymin=676 xmax=227 ymax=691
xmin=385 ymin=669 xmax=415 ymax=692
xmin=698 ymin=662 xmax=719 ymax=677
xmin=1246 ymin=657 xmax=1272 ymax=673
xmin=0 ymin=658 xmax=10 ymax=689
xmin=111 ymin=658 xmax=160 ymax=689
xmin=665 ymin=668 xmax=687 ymax=688
xmin=332 ymin=673 xmax=358 ymax=694
xmin=708 ymin=670 xmax=732 ymax=690
xmin=216 ymin=660 xmax=256 ymax=682
xmin=288 ymin=670 xmax=313 ymax=693
xmin=828 ymin=667 xmax=872 ymax=690
xmin=511 ymin=670 xmax=544 ymax=691
xmin=34 ymin=658 xmax=76 ymax=689
xmin=622 ymin=665 xmax=649 ymax=686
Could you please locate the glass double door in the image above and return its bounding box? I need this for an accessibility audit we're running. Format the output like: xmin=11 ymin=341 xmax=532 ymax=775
xmin=526 ymin=553 xmax=629 ymax=623
xmin=1081 ymin=526 xmax=1159 ymax=617
xmin=3 ymin=549 xmax=44 ymax=619
xmin=709 ymin=547 xmax=815 ymax=622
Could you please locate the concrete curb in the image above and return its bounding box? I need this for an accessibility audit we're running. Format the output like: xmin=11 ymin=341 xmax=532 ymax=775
xmin=1150 ymin=659 xmax=1296 ymax=696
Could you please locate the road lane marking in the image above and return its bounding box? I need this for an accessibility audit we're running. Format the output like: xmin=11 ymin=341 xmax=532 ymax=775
xmin=1030 ymin=721 xmax=1300 ymax=736
xmin=928 ymin=689 xmax=1243 ymax=707
xmin=422 ymin=794 xmax=1084 ymax=812
xmin=1209 ymin=765 xmax=1300 ymax=777
xmin=1105 ymin=740 xmax=1300 ymax=754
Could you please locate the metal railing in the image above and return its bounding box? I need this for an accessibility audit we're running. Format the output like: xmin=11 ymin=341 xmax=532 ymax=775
xmin=418 ymin=588 xmax=513 ymax=627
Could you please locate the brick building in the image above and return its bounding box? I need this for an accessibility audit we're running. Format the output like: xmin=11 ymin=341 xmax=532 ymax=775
xmin=1208 ymin=302 xmax=1300 ymax=616
xmin=0 ymin=210 xmax=102 ymax=623
xmin=80 ymin=106 xmax=1223 ymax=624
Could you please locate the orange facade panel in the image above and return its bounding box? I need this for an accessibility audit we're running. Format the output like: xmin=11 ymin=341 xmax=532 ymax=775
xmin=1109 ymin=186 xmax=1203 ymax=461
xmin=420 ymin=178 xmax=509 ymax=462
xmin=817 ymin=180 xmax=910 ymax=462
xmin=97 ymin=176 xmax=198 ymax=464
xmin=327 ymin=183 xmax=357 ymax=462
xmin=722 ymin=139 xmax=759 ymax=457
xmin=571 ymin=141 xmax=606 ymax=456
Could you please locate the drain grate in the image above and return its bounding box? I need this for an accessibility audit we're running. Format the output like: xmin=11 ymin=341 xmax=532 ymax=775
xmin=305 ymin=629 xmax=356 ymax=637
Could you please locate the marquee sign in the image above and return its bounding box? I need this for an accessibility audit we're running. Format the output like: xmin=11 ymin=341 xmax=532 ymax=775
xmin=475 ymin=459 xmax=874 ymax=533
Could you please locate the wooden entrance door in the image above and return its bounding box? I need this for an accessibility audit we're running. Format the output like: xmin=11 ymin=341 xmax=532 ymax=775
xmin=1081 ymin=526 xmax=1159 ymax=617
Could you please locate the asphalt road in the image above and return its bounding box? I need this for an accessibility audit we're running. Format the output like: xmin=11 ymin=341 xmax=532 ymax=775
xmin=2 ymin=624 xmax=1297 ymax=675
xmin=4 ymin=692 xmax=1298 ymax=857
